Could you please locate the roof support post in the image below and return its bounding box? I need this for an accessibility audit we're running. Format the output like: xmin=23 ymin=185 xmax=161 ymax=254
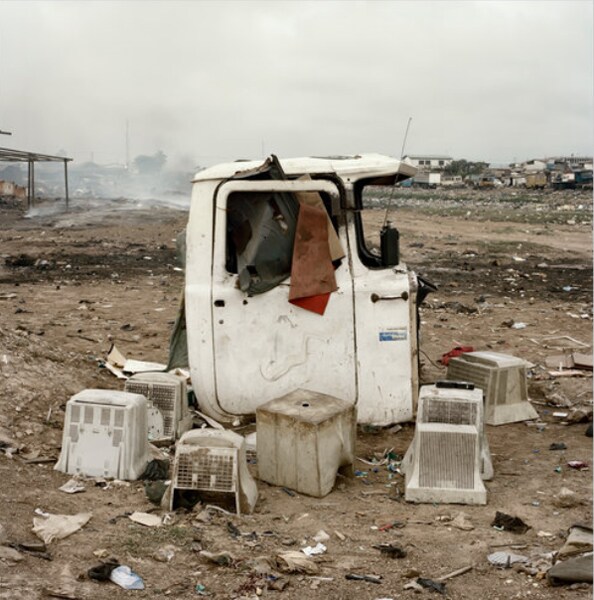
xmin=64 ymin=159 xmax=69 ymax=211
xmin=27 ymin=160 xmax=32 ymax=210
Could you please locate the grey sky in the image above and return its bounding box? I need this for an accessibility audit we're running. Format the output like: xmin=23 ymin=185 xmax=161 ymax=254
xmin=0 ymin=0 xmax=592 ymax=168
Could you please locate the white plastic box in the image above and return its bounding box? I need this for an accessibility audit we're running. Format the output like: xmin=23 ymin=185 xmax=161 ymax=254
xmin=403 ymin=383 xmax=488 ymax=505
xmin=124 ymin=372 xmax=192 ymax=441
xmin=446 ymin=351 xmax=539 ymax=425
xmin=256 ymin=389 xmax=356 ymax=498
xmin=55 ymin=389 xmax=150 ymax=480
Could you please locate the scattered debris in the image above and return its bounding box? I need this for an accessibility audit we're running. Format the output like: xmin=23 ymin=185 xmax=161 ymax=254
xmin=0 ymin=546 xmax=24 ymax=563
xmin=88 ymin=558 xmax=120 ymax=581
xmin=301 ymin=542 xmax=327 ymax=556
xmin=372 ymin=543 xmax=407 ymax=558
xmin=567 ymin=460 xmax=589 ymax=471
xmin=416 ymin=577 xmax=446 ymax=594
xmin=439 ymin=346 xmax=474 ymax=366
xmin=276 ymin=551 xmax=319 ymax=574
xmin=553 ymin=487 xmax=581 ymax=508
xmin=547 ymin=553 xmax=593 ymax=586
xmin=32 ymin=512 xmax=92 ymax=544
xmin=345 ymin=573 xmax=382 ymax=584
xmin=139 ymin=459 xmax=169 ymax=481
xmin=128 ymin=512 xmax=162 ymax=528
xmin=491 ymin=512 xmax=530 ymax=534
xmin=488 ymin=551 xmax=528 ymax=567
xmin=558 ymin=525 xmax=593 ymax=558
xmin=58 ymin=478 xmax=86 ymax=494
xmin=549 ymin=442 xmax=567 ymax=451
xmin=199 ymin=550 xmax=235 ymax=566
xmin=109 ymin=565 xmax=145 ymax=590
xmin=312 ymin=530 xmax=330 ymax=543
xmin=153 ymin=545 xmax=176 ymax=562
xmin=451 ymin=512 xmax=474 ymax=531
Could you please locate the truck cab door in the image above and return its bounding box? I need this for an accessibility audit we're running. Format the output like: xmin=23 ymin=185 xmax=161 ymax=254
xmin=210 ymin=179 xmax=357 ymax=418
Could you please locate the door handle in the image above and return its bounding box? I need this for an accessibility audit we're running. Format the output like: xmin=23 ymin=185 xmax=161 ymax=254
xmin=370 ymin=291 xmax=408 ymax=303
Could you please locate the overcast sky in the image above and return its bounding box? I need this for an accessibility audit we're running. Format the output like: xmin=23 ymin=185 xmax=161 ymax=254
xmin=0 ymin=1 xmax=592 ymax=168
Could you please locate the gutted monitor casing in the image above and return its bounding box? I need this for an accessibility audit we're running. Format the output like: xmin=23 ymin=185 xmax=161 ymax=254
xmin=446 ymin=351 xmax=538 ymax=426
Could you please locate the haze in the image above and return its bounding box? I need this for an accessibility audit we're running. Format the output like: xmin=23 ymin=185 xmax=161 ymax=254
xmin=0 ymin=1 xmax=592 ymax=169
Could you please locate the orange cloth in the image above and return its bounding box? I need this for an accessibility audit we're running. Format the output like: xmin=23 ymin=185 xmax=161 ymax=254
xmin=289 ymin=203 xmax=337 ymax=315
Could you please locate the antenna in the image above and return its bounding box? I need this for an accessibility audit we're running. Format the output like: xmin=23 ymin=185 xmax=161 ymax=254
xmin=400 ymin=116 xmax=412 ymax=159
xmin=382 ymin=116 xmax=413 ymax=229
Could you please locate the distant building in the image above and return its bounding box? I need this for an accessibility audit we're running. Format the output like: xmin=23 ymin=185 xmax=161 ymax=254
xmin=546 ymin=156 xmax=593 ymax=169
xmin=403 ymin=154 xmax=453 ymax=170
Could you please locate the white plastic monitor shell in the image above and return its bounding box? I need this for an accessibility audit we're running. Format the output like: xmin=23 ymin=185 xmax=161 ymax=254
xmin=185 ymin=157 xmax=420 ymax=426
xmin=405 ymin=423 xmax=487 ymax=505
xmin=125 ymin=372 xmax=192 ymax=441
xmin=446 ymin=351 xmax=539 ymax=426
xmin=405 ymin=383 xmax=493 ymax=480
xmin=55 ymin=389 xmax=150 ymax=481
xmin=170 ymin=429 xmax=258 ymax=515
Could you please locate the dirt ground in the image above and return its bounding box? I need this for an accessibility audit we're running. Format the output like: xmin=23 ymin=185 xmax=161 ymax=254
xmin=0 ymin=188 xmax=592 ymax=599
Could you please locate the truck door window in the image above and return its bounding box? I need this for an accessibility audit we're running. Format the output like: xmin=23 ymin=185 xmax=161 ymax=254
xmin=225 ymin=189 xmax=342 ymax=293
xmin=353 ymin=177 xmax=396 ymax=268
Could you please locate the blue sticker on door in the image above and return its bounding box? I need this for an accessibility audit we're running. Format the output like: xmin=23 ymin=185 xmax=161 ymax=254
xmin=379 ymin=328 xmax=407 ymax=342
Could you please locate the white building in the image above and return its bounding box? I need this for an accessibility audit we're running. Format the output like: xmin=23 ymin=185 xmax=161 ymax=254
xmin=403 ymin=155 xmax=453 ymax=170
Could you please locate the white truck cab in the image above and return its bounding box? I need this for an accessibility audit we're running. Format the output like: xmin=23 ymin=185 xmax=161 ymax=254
xmin=184 ymin=154 xmax=433 ymax=426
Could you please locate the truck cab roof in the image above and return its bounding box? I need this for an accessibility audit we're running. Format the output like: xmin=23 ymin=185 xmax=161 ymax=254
xmin=193 ymin=153 xmax=416 ymax=184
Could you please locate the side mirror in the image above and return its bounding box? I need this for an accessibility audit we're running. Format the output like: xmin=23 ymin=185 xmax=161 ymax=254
xmin=380 ymin=223 xmax=399 ymax=267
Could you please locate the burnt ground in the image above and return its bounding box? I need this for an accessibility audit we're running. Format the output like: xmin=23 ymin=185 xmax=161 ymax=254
xmin=0 ymin=188 xmax=592 ymax=600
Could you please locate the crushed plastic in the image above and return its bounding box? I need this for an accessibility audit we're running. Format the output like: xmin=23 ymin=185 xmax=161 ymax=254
xmin=109 ymin=565 xmax=145 ymax=590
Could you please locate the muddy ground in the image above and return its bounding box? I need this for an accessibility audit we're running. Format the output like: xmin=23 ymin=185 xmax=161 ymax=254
xmin=0 ymin=188 xmax=592 ymax=599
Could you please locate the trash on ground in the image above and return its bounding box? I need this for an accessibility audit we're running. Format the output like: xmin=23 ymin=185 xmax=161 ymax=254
xmin=491 ymin=511 xmax=530 ymax=534
xmin=88 ymin=558 xmax=120 ymax=581
xmin=439 ymin=346 xmax=474 ymax=366
xmin=128 ymin=512 xmax=162 ymax=528
xmin=312 ymin=530 xmax=330 ymax=543
xmin=488 ymin=551 xmax=529 ymax=567
xmin=58 ymin=478 xmax=86 ymax=494
xmin=549 ymin=442 xmax=567 ymax=451
xmin=43 ymin=564 xmax=79 ymax=599
xmin=0 ymin=546 xmax=24 ymax=563
xmin=567 ymin=407 xmax=594 ymax=423
xmin=558 ymin=525 xmax=593 ymax=558
xmin=451 ymin=512 xmax=474 ymax=531
xmin=567 ymin=460 xmax=589 ymax=470
xmin=109 ymin=565 xmax=145 ymax=590
xmin=553 ymin=487 xmax=581 ymax=508
xmin=545 ymin=352 xmax=593 ymax=371
xmin=276 ymin=551 xmax=319 ymax=574
xmin=547 ymin=553 xmax=593 ymax=586
xmin=345 ymin=573 xmax=382 ymax=584
xmin=144 ymin=480 xmax=168 ymax=505
xmin=511 ymin=322 xmax=527 ymax=330
xmin=153 ymin=545 xmax=176 ymax=562
xmin=32 ymin=511 xmax=92 ymax=544
xmin=372 ymin=543 xmax=407 ymax=558
xmin=139 ymin=459 xmax=169 ymax=481
xmin=199 ymin=550 xmax=235 ymax=566
xmin=416 ymin=577 xmax=446 ymax=594
xmin=301 ymin=542 xmax=327 ymax=556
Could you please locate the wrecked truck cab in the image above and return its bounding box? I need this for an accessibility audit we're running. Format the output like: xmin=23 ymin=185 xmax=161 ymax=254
xmin=184 ymin=154 xmax=432 ymax=426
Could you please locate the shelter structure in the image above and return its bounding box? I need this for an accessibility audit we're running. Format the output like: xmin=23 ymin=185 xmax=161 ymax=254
xmin=0 ymin=146 xmax=72 ymax=209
